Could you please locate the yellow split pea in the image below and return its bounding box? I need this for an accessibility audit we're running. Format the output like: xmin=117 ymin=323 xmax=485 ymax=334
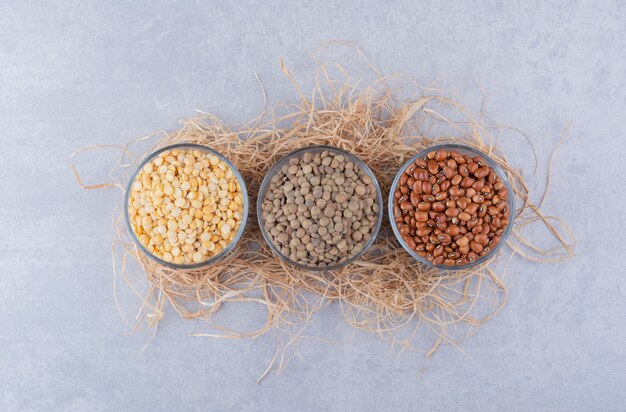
xmin=128 ymin=148 xmax=244 ymax=265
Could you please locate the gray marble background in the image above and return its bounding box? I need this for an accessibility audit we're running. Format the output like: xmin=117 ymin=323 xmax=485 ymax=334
xmin=1 ymin=1 xmax=625 ymax=411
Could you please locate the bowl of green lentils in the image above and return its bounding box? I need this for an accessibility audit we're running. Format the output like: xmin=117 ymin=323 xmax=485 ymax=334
xmin=257 ymin=145 xmax=383 ymax=271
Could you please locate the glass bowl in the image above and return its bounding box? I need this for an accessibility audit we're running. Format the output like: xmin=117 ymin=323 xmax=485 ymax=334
xmin=257 ymin=145 xmax=384 ymax=271
xmin=388 ymin=143 xmax=515 ymax=270
xmin=124 ymin=143 xmax=249 ymax=269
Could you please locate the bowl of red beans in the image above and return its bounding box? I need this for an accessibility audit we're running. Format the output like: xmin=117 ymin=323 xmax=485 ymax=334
xmin=388 ymin=144 xmax=515 ymax=269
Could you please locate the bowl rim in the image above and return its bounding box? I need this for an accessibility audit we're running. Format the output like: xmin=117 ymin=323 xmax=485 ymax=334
xmin=124 ymin=143 xmax=249 ymax=269
xmin=257 ymin=144 xmax=384 ymax=272
xmin=387 ymin=143 xmax=515 ymax=270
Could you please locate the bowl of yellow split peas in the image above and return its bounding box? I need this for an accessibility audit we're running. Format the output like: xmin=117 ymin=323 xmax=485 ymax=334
xmin=125 ymin=144 xmax=248 ymax=268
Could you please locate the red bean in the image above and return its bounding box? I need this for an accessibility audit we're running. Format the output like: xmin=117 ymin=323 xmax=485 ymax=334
xmin=471 ymin=180 xmax=484 ymax=191
xmin=461 ymin=177 xmax=475 ymax=188
xmin=446 ymin=225 xmax=461 ymax=236
xmin=433 ymin=245 xmax=444 ymax=257
xmin=475 ymin=234 xmax=489 ymax=245
xmin=474 ymin=166 xmax=489 ymax=179
xmin=467 ymin=218 xmax=480 ymax=229
xmin=427 ymin=160 xmax=439 ymax=174
xmin=456 ymin=197 xmax=468 ymax=210
xmin=417 ymin=227 xmax=432 ymax=237
xmin=412 ymin=180 xmax=422 ymax=194
xmin=437 ymin=233 xmax=452 ymax=245
xmin=417 ymin=201 xmax=431 ymax=211
xmin=422 ymin=181 xmax=432 ymax=194
xmin=470 ymin=241 xmax=483 ymax=253
xmin=492 ymin=216 xmax=501 ymax=228
xmin=415 ymin=211 xmax=429 ymax=222
xmin=400 ymin=201 xmax=413 ymax=211
xmin=410 ymin=192 xmax=420 ymax=207
xmin=458 ymin=212 xmax=471 ymax=222
xmin=465 ymin=203 xmax=479 ymax=214
xmin=435 ymin=150 xmax=448 ymax=161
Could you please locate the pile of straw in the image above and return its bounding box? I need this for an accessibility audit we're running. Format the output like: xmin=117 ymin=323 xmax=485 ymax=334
xmin=72 ymin=48 xmax=575 ymax=379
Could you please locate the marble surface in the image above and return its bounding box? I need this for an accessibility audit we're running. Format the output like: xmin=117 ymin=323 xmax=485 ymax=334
xmin=1 ymin=1 xmax=625 ymax=410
